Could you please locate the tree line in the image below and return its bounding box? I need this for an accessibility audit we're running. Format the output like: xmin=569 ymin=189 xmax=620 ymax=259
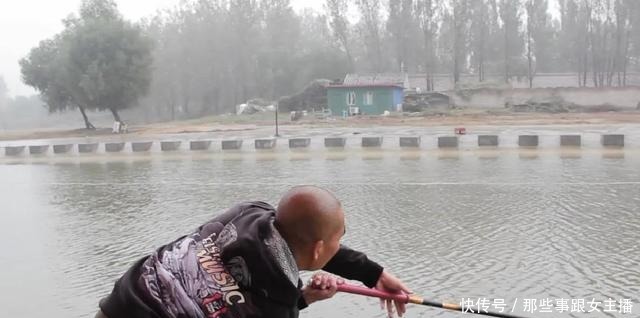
xmin=346 ymin=0 xmax=640 ymax=88
xmin=16 ymin=0 xmax=640 ymax=127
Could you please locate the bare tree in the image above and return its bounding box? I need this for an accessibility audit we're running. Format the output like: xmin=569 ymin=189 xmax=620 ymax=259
xmin=499 ymin=0 xmax=523 ymax=83
xmin=470 ymin=0 xmax=497 ymax=82
xmin=452 ymin=0 xmax=468 ymax=84
xmin=356 ymin=0 xmax=384 ymax=72
xmin=326 ymin=0 xmax=354 ymax=69
xmin=612 ymin=0 xmax=632 ymax=86
xmin=415 ymin=0 xmax=438 ymax=90
xmin=580 ymin=1 xmax=592 ymax=87
xmin=388 ymin=0 xmax=418 ymax=72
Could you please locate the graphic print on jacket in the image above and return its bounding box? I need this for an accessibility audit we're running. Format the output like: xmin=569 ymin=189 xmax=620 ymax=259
xmin=140 ymin=221 xmax=251 ymax=318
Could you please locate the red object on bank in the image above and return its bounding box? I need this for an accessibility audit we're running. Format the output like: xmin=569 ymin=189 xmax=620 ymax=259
xmin=455 ymin=127 xmax=466 ymax=135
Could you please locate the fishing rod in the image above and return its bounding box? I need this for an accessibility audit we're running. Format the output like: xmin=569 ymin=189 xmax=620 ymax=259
xmin=337 ymin=283 xmax=529 ymax=318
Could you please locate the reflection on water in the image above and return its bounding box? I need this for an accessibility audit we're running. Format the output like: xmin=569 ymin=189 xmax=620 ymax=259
xmin=0 ymin=152 xmax=639 ymax=318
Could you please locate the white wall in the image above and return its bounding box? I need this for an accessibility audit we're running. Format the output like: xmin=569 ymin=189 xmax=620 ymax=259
xmin=450 ymin=86 xmax=640 ymax=110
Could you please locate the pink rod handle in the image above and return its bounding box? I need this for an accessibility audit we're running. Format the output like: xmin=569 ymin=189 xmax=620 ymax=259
xmin=337 ymin=284 xmax=410 ymax=303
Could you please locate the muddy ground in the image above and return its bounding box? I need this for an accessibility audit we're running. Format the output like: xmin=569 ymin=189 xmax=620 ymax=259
xmin=2 ymin=111 xmax=640 ymax=142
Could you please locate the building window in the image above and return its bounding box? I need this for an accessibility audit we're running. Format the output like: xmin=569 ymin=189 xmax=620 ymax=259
xmin=346 ymin=91 xmax=356 ymax=106
xmin=363 ymin=91 xmax=373 ymax=105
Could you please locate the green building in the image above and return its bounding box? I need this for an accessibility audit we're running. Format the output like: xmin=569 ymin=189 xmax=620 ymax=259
xmin=327 ymin=84 xmax=404 ymax=116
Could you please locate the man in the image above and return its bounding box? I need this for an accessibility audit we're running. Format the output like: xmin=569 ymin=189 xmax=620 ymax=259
xmin=97 ymin=185 xmax=411 ymax=318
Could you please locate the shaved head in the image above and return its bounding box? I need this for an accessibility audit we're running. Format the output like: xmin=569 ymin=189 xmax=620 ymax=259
xmin=275 ymin=186 xmax=344 ymax=254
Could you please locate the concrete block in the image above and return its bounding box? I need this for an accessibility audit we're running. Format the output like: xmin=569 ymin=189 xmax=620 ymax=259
xmin=362 ymin=137 xmax=383 ymax=147
xmin=132 ymin=142 xmax=153 ymax=152
xmin=478 ymin=135 xmax=499 ymax=147
xmin=105 ymin=142 xmax=125 ymax=153
xmin=560 ymin=135 xmax=581 ymax=147
xmin=255 ymin=139 xmax=276 ymax=149
xmin=190 ymin=140 xmax=212 ymax=151
xmin=161 ymin=141 xmax=181 ymax=151
xmin=438 ymin=136 xmax=459 ymax=148
xmin=222 ymin=140 xmax=243 ymax=150
xmin=518 ymin=135 xmax=539 ymax=147
xmin=78 ymin=143 xmax=99 ymax=153
xmin=325 ymin=137 xmax=346 ymax=148
xmin=289 ymin=138 xmax=311 ymax=148
xmin=53 ymin=144 xmax=73 ymax=154
xmin=601 ymin=134 xmax=624 ymax=147
xmin=29 ymin=145 xmax=49 ymax=155
xmin=399 ymin=137 xmax=421 ymax=148
xmin=5 ymin=146 xmax=25 ymax=156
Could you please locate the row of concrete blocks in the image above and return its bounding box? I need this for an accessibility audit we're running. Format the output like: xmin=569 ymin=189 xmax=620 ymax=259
xmin=333 ymin=135 xmax=624 ymax=148
xmin=1 ymin=134 xmax=627 ymax=156
xmin=4 ymin=140 xmax=212 ymax=156
xmin=3 ymin=140 xmax=252 ymax=156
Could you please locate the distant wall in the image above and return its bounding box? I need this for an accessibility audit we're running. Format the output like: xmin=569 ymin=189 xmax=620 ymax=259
xmin=409 ymin=73 xmax=640 ymax=92
xmin=449 ymin=86 xmax=640 ymax=110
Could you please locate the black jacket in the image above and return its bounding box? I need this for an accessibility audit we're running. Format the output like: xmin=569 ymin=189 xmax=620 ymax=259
xmin=100 ymin=201 xmax=383 ymax=318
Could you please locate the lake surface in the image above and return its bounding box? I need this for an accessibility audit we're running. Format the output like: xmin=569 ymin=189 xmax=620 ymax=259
xmin=1 ymin=150 xmax=638 ymax=317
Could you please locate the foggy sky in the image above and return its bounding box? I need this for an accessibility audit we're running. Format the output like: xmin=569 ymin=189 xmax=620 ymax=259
xmin=0 ymin=0 xmax=322 ymax=97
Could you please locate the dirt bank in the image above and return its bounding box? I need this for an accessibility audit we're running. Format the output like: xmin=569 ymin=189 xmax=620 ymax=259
xmin=2 ymin=111 xmax=639 ymax=142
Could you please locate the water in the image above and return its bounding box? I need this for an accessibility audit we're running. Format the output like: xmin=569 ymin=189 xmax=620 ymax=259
xmin=1 ymin=151 xmax=639 ymax=318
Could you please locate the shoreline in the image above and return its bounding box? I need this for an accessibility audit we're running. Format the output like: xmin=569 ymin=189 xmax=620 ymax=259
xmin=0 ymin=130 xmax=635 ymax=162
xmin=2 ymin=111 xmax=640 ymax=143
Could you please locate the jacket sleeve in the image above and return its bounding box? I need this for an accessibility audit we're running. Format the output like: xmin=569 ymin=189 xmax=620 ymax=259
xmin=296 ymin=279 xmax=309 ymax=310
xmin=322 ymin=245 xmax=383 ymax=288
xmin=297 ymin=296 xmax=309 ymax=310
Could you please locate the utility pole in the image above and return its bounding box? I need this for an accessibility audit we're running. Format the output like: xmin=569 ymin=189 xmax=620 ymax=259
xmin=274 ymin=103 xmax=280 ymax=137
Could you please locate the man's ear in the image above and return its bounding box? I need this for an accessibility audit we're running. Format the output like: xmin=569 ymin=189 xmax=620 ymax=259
xmin=313 ymin=240 xmax=325 ymax=262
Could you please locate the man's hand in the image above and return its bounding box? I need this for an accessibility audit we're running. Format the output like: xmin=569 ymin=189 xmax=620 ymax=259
xmin=375 ymin=271 xmax=412 ymax=317
xmin=302 ymin=272 xmax=345 ymax=305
